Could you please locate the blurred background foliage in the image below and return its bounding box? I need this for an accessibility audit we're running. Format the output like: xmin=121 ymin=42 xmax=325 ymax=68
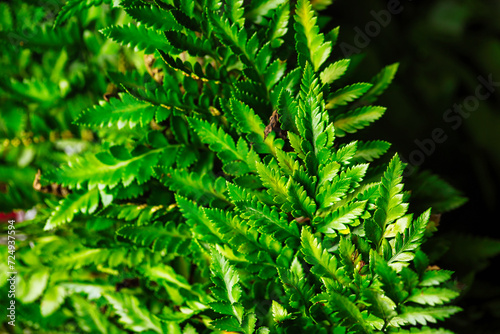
xmin=0 ymin=1 xmax=145 ymax=332
xmin=0 ymin=0 xmax=142 ymax=213
xmin=325 ymin=0 xmax=500 ymax=333
xmin=1 ymin=0 xmax=499 ymax=333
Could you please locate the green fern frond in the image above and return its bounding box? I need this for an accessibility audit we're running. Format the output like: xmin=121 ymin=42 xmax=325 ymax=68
xmin=160 ymin=51 xmax=222 ymax=86
xmin=300 ymin=228 xmax=346 ymax=288
xmin=175 ymin=194 xmax=225 ymax=244
xmin=333 ymin=106 xmax=387 ymax=137
xmin=104 ymin=292 xmax=162 ymax=333
xmin=100 ymin=23 xmax=176 ymax=54
xmin=326 ymin=83 xmax=373 ymax=109
xmin=256 ymin=159 xmax=289 ymax=205
xmin=188 ymin=117 xmax=259 ymax=173
xmin=272 ymin=300 xmax=294 ymax=324
xmin=117 ymin=221 xmax=191 ymax=254
xmin=1 ymin=78 xmax=60 ymax=105
xmin=44 ymin=188 xmax=100 ymax=230
xmin=164 ymin=30 xmax=215 ymax=59
xmin=277 ymin=258 xmax=315 ymax=313
xmin=55 ymin=0 xmax=112 ymax=26
xmin=317 ymin=200 xmax=367 ymax=233
xmin=75 ymin=94 xmax=162 ymax=129
xmin=361 ymin=63 xmax=399 ymax=104
xmin=294 ymin=0 xmax=332 ymax=71
xmin=100 ymin=203 xmax=169 ymax=225
xmin=296 ymin=62 xmax=334 ymax=170
xmin=320 ymin=58 xmax=350 ymax=85
xmin=245 ymin=0 xmax=282 ymax=21
xmin=316 ymin=164 xmax=368 ymax=209
xmin=328 ymin=292 xmax=373 ymax=334
xmin=388 ymin=209 xmax=430 ymax=270
xmin=46 ymin=146 xmax=169 ymax=189
xmin=231 ymin=186 xmax=300 ymax=247
xmin=225 ymin=0 xmax=245 ymax=28
xmin=353 ymin=140 xmax=391 ymax=163
xmin=124 ymin=5 xmax=184 ymax=31
xmin=288 ymin=180 xmax=317 ymax=218
xmin=204 ymin=207 xmax=261 ymax=255
xmin=395 ymin=306 xmax=462 ymax=326
xmin=372 ymin=252 xmax=409 ymax=304
xmin=264 ymin=57 xmax=288 ymax=90
xmin=419 ymin=270 xmax=454 ymax=287
xmin=206 ymin=13 xmax=255 ymax=69
xmin=209 ymin=247 xmax=262 ymax=334
xmin=158 ymin=168 xmax=229 ymax=205
xmin=229 ymin=98 xmax=278 ymax=155
xmin=407 ymin=287 xmax=460 ymax=306
xmin=71 ymin=295 xmax=120 ymax=334
xmin=53 ymin=247 xmax=147 ymax=269
xmin=9 ymin=1 xmax=464 ymax=332
xmin=266 ymin=2 xmax=290 ymax=48
xmin=333 ymin=141 xmax=358 ymax=165
xmin=366 ymin=154 xmax=408 ymax=248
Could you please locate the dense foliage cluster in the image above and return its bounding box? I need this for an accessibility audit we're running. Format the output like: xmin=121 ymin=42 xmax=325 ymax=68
xmin=1 ymin=0 xmax=465 ymax=333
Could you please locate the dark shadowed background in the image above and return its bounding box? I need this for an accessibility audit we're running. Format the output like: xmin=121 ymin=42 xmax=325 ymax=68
xmin=325 ymin=0 xmax=500 ymax=332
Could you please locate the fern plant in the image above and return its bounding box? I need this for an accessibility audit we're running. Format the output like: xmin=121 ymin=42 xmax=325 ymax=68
xmin=1 ymin=0 xmax=463 ymax=333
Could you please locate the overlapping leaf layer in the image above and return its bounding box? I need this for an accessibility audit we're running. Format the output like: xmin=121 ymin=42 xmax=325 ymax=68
xmin=0 ymin=0 xmax=463 ymax=333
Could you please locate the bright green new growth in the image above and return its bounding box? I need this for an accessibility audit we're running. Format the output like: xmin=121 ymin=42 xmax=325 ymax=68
xmin=0 ymin=0 xmax=463 ymax=333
